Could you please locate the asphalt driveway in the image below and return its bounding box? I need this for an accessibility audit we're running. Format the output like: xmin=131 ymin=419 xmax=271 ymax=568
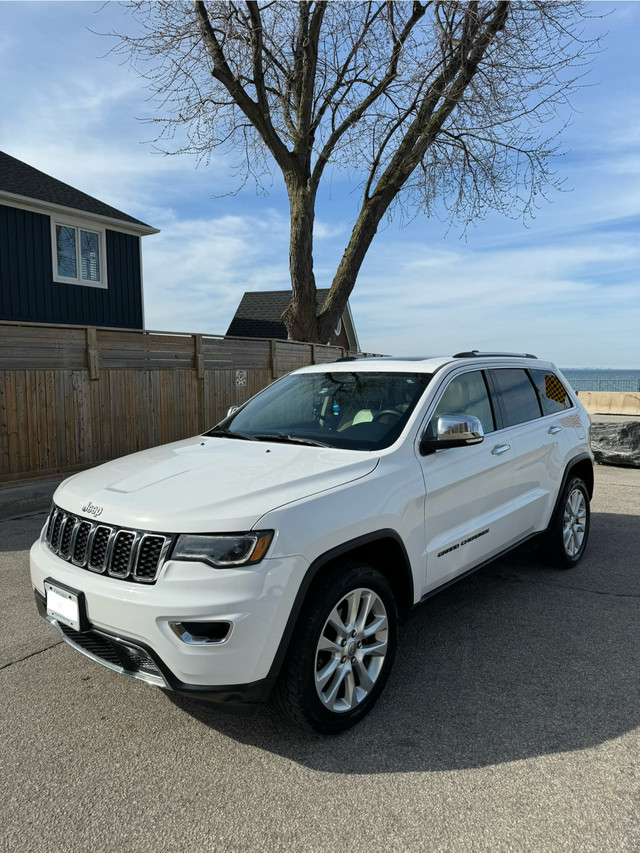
xmin=1 ymin=465 xmax=639 ymax=852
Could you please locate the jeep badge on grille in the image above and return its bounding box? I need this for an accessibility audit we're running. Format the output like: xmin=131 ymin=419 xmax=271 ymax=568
xmin=82 ymin=501 xmax=104 ymax=518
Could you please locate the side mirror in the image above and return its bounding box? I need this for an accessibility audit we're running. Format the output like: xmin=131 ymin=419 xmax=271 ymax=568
xmin=226 ymin=405 xmax=240 ymax=417
xmin=420 ymin=415 xmax=484 ymax=456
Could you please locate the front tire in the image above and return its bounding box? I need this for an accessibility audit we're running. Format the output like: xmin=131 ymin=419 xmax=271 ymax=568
xmin=276 ymin=561 xmax=398 ymax=734
xmin=544 ymin=476 xmax=590 ymax=568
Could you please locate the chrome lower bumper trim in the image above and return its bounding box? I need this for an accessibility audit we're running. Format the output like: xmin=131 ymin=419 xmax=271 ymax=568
xmin=47 ymin=616 xmax=169 ymax=689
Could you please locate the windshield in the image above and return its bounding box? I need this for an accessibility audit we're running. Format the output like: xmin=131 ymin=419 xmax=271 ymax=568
xmin=206 ymin=371 xmax=433 ymax=451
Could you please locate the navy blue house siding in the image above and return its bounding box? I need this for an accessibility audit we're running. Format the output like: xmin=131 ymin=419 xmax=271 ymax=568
xmin=0 ymin=203 xmax=143 ymax=328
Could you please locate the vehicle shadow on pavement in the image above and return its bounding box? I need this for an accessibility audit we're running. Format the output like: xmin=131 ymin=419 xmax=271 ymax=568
xmin=167 ymin=508 xmax=640 ymax=773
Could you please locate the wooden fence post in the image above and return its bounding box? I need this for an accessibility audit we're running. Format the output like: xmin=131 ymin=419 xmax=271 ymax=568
xmin=86 ymin=327 xmax=99 ymax=380
xmin=194 ymin=334 xmax=205 ymax=432
xmin=194 ymin=334 xmax=204 ymax=379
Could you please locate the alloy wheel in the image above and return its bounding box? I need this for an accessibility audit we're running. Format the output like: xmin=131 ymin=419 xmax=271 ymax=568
xmin=562 ymin=487 xmax=587 ymax=557
xmin=313 ymin=587 xmax=389 ymax=713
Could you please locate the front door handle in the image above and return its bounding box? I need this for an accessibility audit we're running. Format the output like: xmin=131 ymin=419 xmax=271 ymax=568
xmin=492 ymin=444 xmax=511 ymax=455
xmin=548 ymin=425 xmax=562 ymax=435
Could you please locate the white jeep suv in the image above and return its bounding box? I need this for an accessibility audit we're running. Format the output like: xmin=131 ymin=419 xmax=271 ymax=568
xmin=31 ymin=352 xmax=593 ymax=733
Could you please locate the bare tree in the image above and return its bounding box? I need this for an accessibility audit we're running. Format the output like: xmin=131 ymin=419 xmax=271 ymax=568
xmin=113 ymin=1 xmax=598 ymax=343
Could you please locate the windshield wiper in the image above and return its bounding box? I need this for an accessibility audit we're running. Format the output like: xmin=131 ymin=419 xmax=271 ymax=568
xmin=253 ymin=433 xmax=330 ymax=448
xmin=206 ymin=427 xmax=256 ymax=441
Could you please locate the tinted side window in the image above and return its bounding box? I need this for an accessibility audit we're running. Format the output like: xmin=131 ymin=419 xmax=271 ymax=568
xmin=491 ymin=369 xmax=541 ymax=427
xmin=430 ymin=370 xmax=495 ymax=433
xmin=529 ymin=369 xmax=572 ymax=415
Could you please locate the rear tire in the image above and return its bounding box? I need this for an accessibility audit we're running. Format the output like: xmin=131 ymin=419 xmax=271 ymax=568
xmin=544 ymin=476 xmax=590 ymax=568
xmin=276 ymin=560 xmax=398 ymax=734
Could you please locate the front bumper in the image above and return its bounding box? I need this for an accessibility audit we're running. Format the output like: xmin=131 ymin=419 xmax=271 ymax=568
xmin=30 ymin=535 xmax=309 ymax=708
xmin=33 ymin=590 xmax=274 ymax=712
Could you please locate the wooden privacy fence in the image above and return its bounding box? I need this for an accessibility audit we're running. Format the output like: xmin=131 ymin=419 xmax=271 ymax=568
xmin=0 ymin=321 xmax=359 ymax=484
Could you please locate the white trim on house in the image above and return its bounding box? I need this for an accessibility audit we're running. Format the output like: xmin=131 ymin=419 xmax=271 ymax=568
xmin=342 ymin=302 xmax=360 ymax=352
xmin=139 ymin=234 xmax=146 ymax=330
xmin=0 ymin=190 xmax=159 ymax=237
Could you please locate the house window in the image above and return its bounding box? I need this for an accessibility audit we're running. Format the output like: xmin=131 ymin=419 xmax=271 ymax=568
xmin=52 ymin=220 xmax=107 ymax=288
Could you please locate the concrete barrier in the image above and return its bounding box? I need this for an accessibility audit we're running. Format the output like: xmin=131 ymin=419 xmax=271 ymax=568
xmin=577 ymin=391 xmax=640 ymax=416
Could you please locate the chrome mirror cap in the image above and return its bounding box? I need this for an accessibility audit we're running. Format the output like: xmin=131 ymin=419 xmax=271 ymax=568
xmin=437 ymin=415 xmax=484 ymax=443
xmin=420 ymin=415 xmax=484 ymax=455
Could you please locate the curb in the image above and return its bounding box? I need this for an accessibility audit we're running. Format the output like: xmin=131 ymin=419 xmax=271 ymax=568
xmin=0 ymin=476 xmax=66 ymax=522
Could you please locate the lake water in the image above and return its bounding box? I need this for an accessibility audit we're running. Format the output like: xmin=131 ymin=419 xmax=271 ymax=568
xmin=560 ymin=368 xmax=640 ymax=392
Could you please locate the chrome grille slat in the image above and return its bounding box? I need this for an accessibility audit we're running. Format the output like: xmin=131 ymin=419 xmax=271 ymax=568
xmin=88 ymin=525 xmax=112 ymax=573
xmin=71 ymin=521 xmax=92 ymax=566
xmin=44 ymin=505 xmax=171 ymax=584
xmin=59 ymin=515 xmax=77 ymax=559
xmin=50 ymin=510 xmax=65 ymax=551
xmin=103 ymin=528 xmax=117 ymax=574
xmin=108 ymin=530 xmax=138 ymax=578
xmin=134 ymin=534 xmax=172 ymax=583
xmin=45 ymin=508 xmax=58 ymax=543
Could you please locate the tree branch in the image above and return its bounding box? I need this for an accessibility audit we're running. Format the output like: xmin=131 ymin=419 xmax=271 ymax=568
xmin=293 ymin=1 xmax=326 ymax=163
xmin=317 ymin=2 xmax=511 ymax=337
xmin=310 ymin=1 xmax=429 ymax=189
xmin=193 ymin=0 xmax=293 ymax=171
xmin=113 ymin=0 xmax=600 ymax=343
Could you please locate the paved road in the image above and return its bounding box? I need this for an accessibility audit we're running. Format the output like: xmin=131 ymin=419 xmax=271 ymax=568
xmin=1 ymin=466 xmax=639 ymax=852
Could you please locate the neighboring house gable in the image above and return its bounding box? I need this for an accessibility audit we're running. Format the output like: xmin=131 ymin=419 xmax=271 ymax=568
xmin=0 ymin=150 xmax=158 ymax=329
xmin=226 ymin=289 xmax=360 ymax=350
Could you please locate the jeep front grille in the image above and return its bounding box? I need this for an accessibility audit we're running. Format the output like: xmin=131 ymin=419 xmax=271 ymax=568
xmin=44 ymin=506 xmax=173 ymax=584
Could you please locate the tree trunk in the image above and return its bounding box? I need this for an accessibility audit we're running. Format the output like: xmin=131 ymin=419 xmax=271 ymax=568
xmin=317 ymin=193 xmax=390 ymax=345
xmin=281 ymin=175 xmax=321 ymax=342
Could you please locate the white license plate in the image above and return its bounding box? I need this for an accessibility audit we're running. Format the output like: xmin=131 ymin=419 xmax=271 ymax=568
xmin=45 ymin=582 xmax=81 ymax=631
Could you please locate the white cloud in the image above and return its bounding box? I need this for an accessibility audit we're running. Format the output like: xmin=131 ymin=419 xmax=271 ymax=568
xmin=0 ymin=2 xmax=236 ymax=223
xmin=349 ymin=235 xmax=640 ymax=367
xmin=138 ymin=206 xmax=640 ymax=369
xmin=142 ymin=211 xmax=290 ymax=333
xmin=314 ymin=220 xmax=348 ymax=240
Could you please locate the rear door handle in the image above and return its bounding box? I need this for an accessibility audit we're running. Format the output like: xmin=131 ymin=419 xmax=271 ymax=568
xmin=548 ymin=425 xmax=562 ymax=435
xmin=492 ymin=444 xmax=511 ymax=455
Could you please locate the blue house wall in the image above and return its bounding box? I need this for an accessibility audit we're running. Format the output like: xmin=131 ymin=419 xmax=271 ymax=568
xmin=0 ymin=203 xmax=143 ymax=329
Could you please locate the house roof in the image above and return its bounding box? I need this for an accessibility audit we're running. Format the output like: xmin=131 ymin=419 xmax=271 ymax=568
xmin=226 ymin=289 xmax=359 ymax=350
xmin=226 ymin=290 xmax=307 ymax=340
xmin=0 ymin=150 xmax=157 ymax=234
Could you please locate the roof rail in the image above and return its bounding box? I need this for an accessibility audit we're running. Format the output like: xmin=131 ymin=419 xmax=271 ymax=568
xmin=453 ymin=350 xmax=538 ymax=359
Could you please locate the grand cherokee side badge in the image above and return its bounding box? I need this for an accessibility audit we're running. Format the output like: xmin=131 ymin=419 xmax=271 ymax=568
xmin=438 ymin=528 xmax=489 ymax=558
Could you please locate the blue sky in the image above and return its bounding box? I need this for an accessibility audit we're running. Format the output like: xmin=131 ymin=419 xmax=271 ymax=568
xmin=1 ymin=1 xmax=639 ymax=368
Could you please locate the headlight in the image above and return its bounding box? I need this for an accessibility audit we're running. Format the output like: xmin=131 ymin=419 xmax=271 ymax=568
xmin=171 ymin=531 xmax=273 ymax=568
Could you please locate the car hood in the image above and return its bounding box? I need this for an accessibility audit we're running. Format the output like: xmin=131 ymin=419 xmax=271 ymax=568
xmin=53 ymin=435 xmax=379 ymax=532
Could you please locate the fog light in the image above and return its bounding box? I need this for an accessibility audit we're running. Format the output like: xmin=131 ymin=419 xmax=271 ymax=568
xmin=170 ymin=621 xmax=231 ymax=645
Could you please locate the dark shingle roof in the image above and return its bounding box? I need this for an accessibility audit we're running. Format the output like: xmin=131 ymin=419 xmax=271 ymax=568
xmin=226 ymin=289 xmax=332 ymax=339
xmin=0 ymin=150 xmax=153 ymax=230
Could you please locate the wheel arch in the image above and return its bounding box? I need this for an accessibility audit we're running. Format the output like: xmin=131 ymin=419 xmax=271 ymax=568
xmin=547 ymin=452 xmax=594 ymax=531
xmin=542 ymin=452 xmax=593 ymax=568
xmin=564 ymin=453 xmax=594 ymax=499
xmin=267 ymin=530 xmax=414 ymax=681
